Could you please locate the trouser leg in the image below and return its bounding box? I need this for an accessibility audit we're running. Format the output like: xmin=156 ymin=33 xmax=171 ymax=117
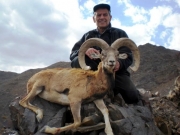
xmin=114 ymin=74 xmax=141 ymax=104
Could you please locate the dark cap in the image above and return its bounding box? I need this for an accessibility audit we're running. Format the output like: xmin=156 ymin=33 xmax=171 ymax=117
xmin=93 ymin=3 xmax=111 ymax=12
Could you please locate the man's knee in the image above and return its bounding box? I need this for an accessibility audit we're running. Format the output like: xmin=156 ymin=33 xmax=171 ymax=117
xmin=71 ymin=56 xmax=99 ymax=70
xmin=71 ymin=57 xmax=80 ymax=68
xmin=124 ymin=90 xmax=140 ymax=104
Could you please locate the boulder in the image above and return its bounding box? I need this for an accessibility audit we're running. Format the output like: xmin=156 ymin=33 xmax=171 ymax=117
xmin=9 ymin=94 xmax=163 ymax=135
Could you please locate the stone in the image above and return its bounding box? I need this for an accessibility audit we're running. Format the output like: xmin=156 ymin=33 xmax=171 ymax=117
xmin=9 ymin=94 xmax=163 ymax=135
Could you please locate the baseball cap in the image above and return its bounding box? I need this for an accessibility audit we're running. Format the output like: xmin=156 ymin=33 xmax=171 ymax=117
xmin=93 ymin=3 xmax=111 ymax=12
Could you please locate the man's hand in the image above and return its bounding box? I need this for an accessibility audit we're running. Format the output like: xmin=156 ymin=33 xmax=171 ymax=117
xmin=114 ymin=61 xmax=120 ymax=72
xmin=85 ymin=48 xmax=100 ymax=59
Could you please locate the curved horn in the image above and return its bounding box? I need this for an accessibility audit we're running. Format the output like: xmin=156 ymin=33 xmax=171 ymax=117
xmin=78 ymin=38 xmax=109 ymax=70
xmin=111 ymin=38 xmax=140 ymax=71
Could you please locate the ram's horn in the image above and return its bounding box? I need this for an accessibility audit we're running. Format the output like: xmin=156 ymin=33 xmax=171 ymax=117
xmin=111 ymin=38 xmax=140 ymax=71
xmin=78 ymin=38 xmax=109 ymax=70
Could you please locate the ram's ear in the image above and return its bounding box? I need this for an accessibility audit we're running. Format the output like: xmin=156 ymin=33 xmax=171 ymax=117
xmin=90 ymin=53 xmax=101 ymax=59
xmin=119 ymin=53 xmax=128 ymax=59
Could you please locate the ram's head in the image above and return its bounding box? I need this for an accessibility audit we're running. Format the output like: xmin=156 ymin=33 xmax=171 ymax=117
xmin=78 ymin=38 xmax=140 ymax=73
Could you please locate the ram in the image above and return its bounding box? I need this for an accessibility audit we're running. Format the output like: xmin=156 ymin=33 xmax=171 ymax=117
xmin=19 ymin=38 xmax=140 ymax=135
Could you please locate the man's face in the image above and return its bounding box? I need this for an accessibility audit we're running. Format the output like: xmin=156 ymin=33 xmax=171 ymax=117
xmin=93 ymin=9 xmax=112 ymax=29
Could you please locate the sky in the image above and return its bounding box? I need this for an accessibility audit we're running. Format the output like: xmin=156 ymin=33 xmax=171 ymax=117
xmin=0 ymin=0 xmax=180 ymax=73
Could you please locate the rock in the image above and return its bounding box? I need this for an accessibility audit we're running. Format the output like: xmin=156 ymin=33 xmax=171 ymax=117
xmin=9 ymin=94 xmax=164 ymax=135
xmin=151 ymin=97 xmax=180 ymax=135
xmin=2 ymin=128 xmax=19 ymax=135
xmin=9 ymin=96 xmax=67 ymax=135
xmin=109 ymin=104 xmax=163 ymax=135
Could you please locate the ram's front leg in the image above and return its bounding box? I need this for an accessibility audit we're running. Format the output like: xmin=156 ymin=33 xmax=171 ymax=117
xmin=94 ymin=99 xmax=114 ymax=135
xmin=41 ymin=101 xmax=82 ymax=134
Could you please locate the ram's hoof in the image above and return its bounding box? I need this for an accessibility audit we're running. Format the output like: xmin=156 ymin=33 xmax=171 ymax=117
xmin=36 ymin=109 xmax=43 ymax=122
xmin=40 ymin=125 xmax=59 ymax=134
xmin=40 ymin=125 xmax=48 ymax=133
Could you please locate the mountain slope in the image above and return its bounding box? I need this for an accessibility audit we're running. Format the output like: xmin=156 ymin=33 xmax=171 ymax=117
xmin=131 ymin=43 xmax=180 ymax=95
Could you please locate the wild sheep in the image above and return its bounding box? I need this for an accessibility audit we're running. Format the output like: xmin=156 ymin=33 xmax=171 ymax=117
xmin=167 ymin=75 xmax=180 ymax=99
xmin=19 ymin=38 xmax=140 ymax=135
